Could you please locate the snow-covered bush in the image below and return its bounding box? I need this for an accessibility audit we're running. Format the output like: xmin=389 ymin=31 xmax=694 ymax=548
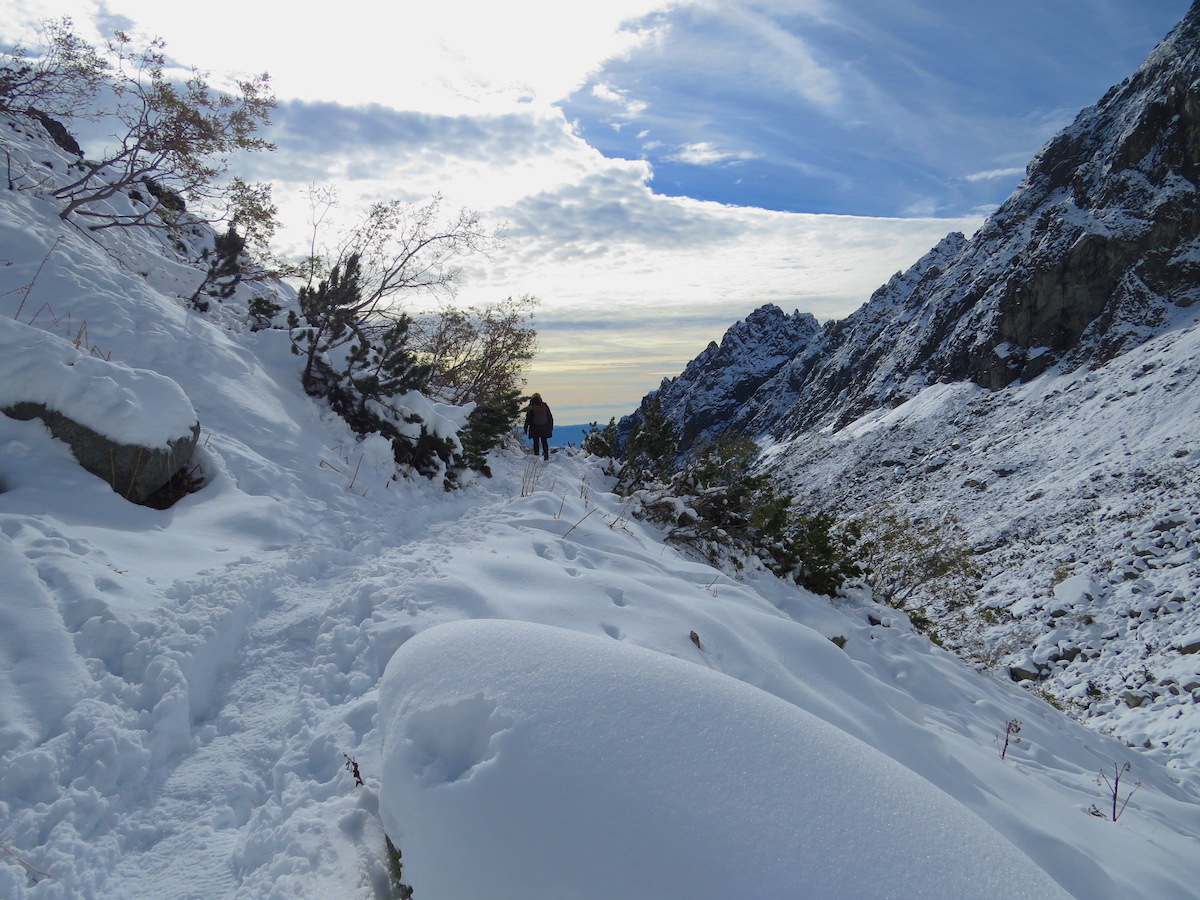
xmin=628 ymin=434 xmax=862 ymax=593
xmin=581 ymin=417 xmax=619 ymax=458
xmin=615 ymin=396 xmax=676 ymax=492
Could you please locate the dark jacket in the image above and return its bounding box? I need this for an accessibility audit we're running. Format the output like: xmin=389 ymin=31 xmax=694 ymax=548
xmin=524 ymin=401 xmax=554 ymax=438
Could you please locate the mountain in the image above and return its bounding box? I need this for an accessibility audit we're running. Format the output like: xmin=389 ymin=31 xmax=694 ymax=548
xmin=639 ymin=3 xmax=1200 ymax=447
xmin=626 ymin=5 xmax=1200 ymax=756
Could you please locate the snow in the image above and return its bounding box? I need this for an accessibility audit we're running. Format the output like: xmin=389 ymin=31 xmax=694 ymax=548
xmin=3 ymin=110 xmax=1200 ymax=899
xmin=0 ymin=316 xmax=197 ymax=447
xmin=379 ymin=618 xmax=1072 ymax=899
xmin=762 ymin=318 xmax=1200 ymax=768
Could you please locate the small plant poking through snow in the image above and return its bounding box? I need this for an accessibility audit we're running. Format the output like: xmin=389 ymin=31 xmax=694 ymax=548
xmin=520 ymin=455 xmax=543 ymax=497
xmin=998 ymin=719 xmax=1022 ymax=760
xmin=343 ymin=753 xmax=364 ymax=787
xmin=1089 ymin=761 xmax=1142 ymax=821
xmin=343 ymin=754 xmax=414 ymax=896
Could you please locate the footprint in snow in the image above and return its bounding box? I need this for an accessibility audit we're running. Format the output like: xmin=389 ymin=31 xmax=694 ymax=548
xmin=403 ymin=695 xmax=512 ymax=787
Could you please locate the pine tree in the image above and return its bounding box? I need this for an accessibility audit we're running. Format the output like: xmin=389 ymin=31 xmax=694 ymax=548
xmin=343 ymin=316 xmax=431 ymax=424
xmin=290 ymin=254 xmax=363 ymax=395
xmin=455 ymin=387 xmax=524 ymax=477
xmin=618 ymin=397 xmax=677 ymax=491
xmin=189 ymin=226 xmax=246 ymax=310
xmin=582 ymin=418 xmax=619 ymax=457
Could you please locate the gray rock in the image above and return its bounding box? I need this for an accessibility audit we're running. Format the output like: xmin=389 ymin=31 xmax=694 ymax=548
xmin=1175 ymin=636 xmax=1200 ymax=655
xmin=3 ymin=401 xmax=199 ymax=504
xmin=1008 ymin=662 xmax=1045 ymax=682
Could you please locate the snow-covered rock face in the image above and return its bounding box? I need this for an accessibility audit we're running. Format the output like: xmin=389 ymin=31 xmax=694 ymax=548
xmin=0 ymin=318 xmax=200 ymax=503
xmin=619 ymin=304 xmax=822 ymax=452
xmin=630 ymin=9 xmax=1200 ymax=762
xmin=642 ymin=6 xmax=1200 ymax=446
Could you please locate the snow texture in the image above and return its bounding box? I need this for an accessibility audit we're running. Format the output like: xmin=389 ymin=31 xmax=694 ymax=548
xmin=380 ymin=618 xmax=1072 ymax=899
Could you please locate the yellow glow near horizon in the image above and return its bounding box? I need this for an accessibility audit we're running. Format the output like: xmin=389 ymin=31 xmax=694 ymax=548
xmin=2 ymin=1 xmax=987 ymax=427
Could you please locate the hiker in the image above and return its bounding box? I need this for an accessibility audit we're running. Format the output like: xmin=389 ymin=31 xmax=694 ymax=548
xmin=524 ymin=393 xmax=554 ymax=460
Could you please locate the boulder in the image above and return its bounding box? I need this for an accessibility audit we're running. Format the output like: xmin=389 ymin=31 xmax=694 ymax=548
xmin=1008 ymin=658 xmax=1046 ymax=682
xmin=2 ymin=401 xmax=199 ymax=504
xmin=1 ymin=315 xmax=201 ymax=506
xmin=1173 ymin=632 xmax=1200 ymax=655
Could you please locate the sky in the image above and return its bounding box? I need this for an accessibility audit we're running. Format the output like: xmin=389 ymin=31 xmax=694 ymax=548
xmin=2 ymin=0 xmax=1192 ymax=422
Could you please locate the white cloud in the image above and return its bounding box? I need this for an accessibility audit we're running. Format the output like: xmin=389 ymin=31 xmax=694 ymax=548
xmin=591 ymin=82 xmax=649 ymax=120
xmin=963 ymin=166 xmax=1027 ymax=182
xmin=668 ymin=141 xmax=756 ymax=165
xmin=29 ymin=0 xmax=687 ymax=115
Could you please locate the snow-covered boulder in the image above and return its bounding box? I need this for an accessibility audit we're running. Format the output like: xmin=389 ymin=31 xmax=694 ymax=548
xmin=0 ymin=317 xmax=199 ymax=504
xmin=379 ymin=618 xmax=1072 ymax=900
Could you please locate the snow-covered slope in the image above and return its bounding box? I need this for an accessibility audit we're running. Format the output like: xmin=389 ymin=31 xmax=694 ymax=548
xmin=4 ymin=90 xmax=1200 ymax=900
xmin=626 ymin=1 xmax=1200 ymax=776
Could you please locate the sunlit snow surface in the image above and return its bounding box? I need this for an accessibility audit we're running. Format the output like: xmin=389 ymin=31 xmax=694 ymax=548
xmin=2 ymin=111 xmax=1200 ymax=899
xmin=380 ymin=618 xmax=1071 ymax=899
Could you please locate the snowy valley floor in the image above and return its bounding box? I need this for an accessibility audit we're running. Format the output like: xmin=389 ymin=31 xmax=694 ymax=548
xmin=5 ymin=444 xmax=1200 ymax=899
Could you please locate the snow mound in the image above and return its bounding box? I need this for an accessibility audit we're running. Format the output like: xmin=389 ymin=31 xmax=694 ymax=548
xmin=0 ymin=315 xmax=197 ymax=448
xmin=379 ymin=618 xmax=1071 ymax=900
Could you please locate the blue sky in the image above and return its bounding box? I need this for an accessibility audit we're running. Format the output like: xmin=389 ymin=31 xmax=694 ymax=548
xmin=561 ymin=0 xmax=1186 ymax=218
xmin=4 ymin=0 xmax=1191 ymax=423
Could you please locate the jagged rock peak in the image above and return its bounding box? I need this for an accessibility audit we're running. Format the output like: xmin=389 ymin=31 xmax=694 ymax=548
xmin=620 ymin=305 xmax=822 ymax=452
xmin=637 ymin=2 xmax=1200 ymax=445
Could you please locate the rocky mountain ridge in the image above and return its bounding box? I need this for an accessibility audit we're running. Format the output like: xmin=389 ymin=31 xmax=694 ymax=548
xmin=623 ymin=3 xmax=1200 ymax=758
xmin=632 ymin=2 xmax=1200 ymax=451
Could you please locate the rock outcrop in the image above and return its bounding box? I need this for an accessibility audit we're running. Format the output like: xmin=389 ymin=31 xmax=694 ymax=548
xmin=620 ymin=305 xmax=822 ymax=451
xmin=2 ymin=401 xmax=199 ymax=504
xmin=1 ymin=316 xmax=200 ymax=505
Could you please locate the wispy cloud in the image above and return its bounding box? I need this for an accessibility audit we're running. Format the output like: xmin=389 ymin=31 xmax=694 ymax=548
xmin=562 ymin=0 xmax=1188 ymax=218
xmin=591 ymin=83 xmax=649 ymax=122
xmin=962 ymin=167 xmax=1027 ymax=183
xmin=667 ymin=142 xmax=757 ymax=166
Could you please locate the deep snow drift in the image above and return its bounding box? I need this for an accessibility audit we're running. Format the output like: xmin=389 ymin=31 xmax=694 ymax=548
xmin=3 ymin=110 xmax=1200 ymax=898
xmin=379 ymin=619 xmax=1072 ymax=900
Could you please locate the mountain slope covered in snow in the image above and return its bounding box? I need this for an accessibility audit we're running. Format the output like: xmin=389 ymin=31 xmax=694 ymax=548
xmin=626 ymin=1 xmax=1200 ymax=774
xmin=642 ymin=2 xmax=1200 ymax=446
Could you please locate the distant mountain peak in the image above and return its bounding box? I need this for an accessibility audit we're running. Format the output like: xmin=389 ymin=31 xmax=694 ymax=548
xmin=632 ymin=2 xmax=1200 ymax=447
